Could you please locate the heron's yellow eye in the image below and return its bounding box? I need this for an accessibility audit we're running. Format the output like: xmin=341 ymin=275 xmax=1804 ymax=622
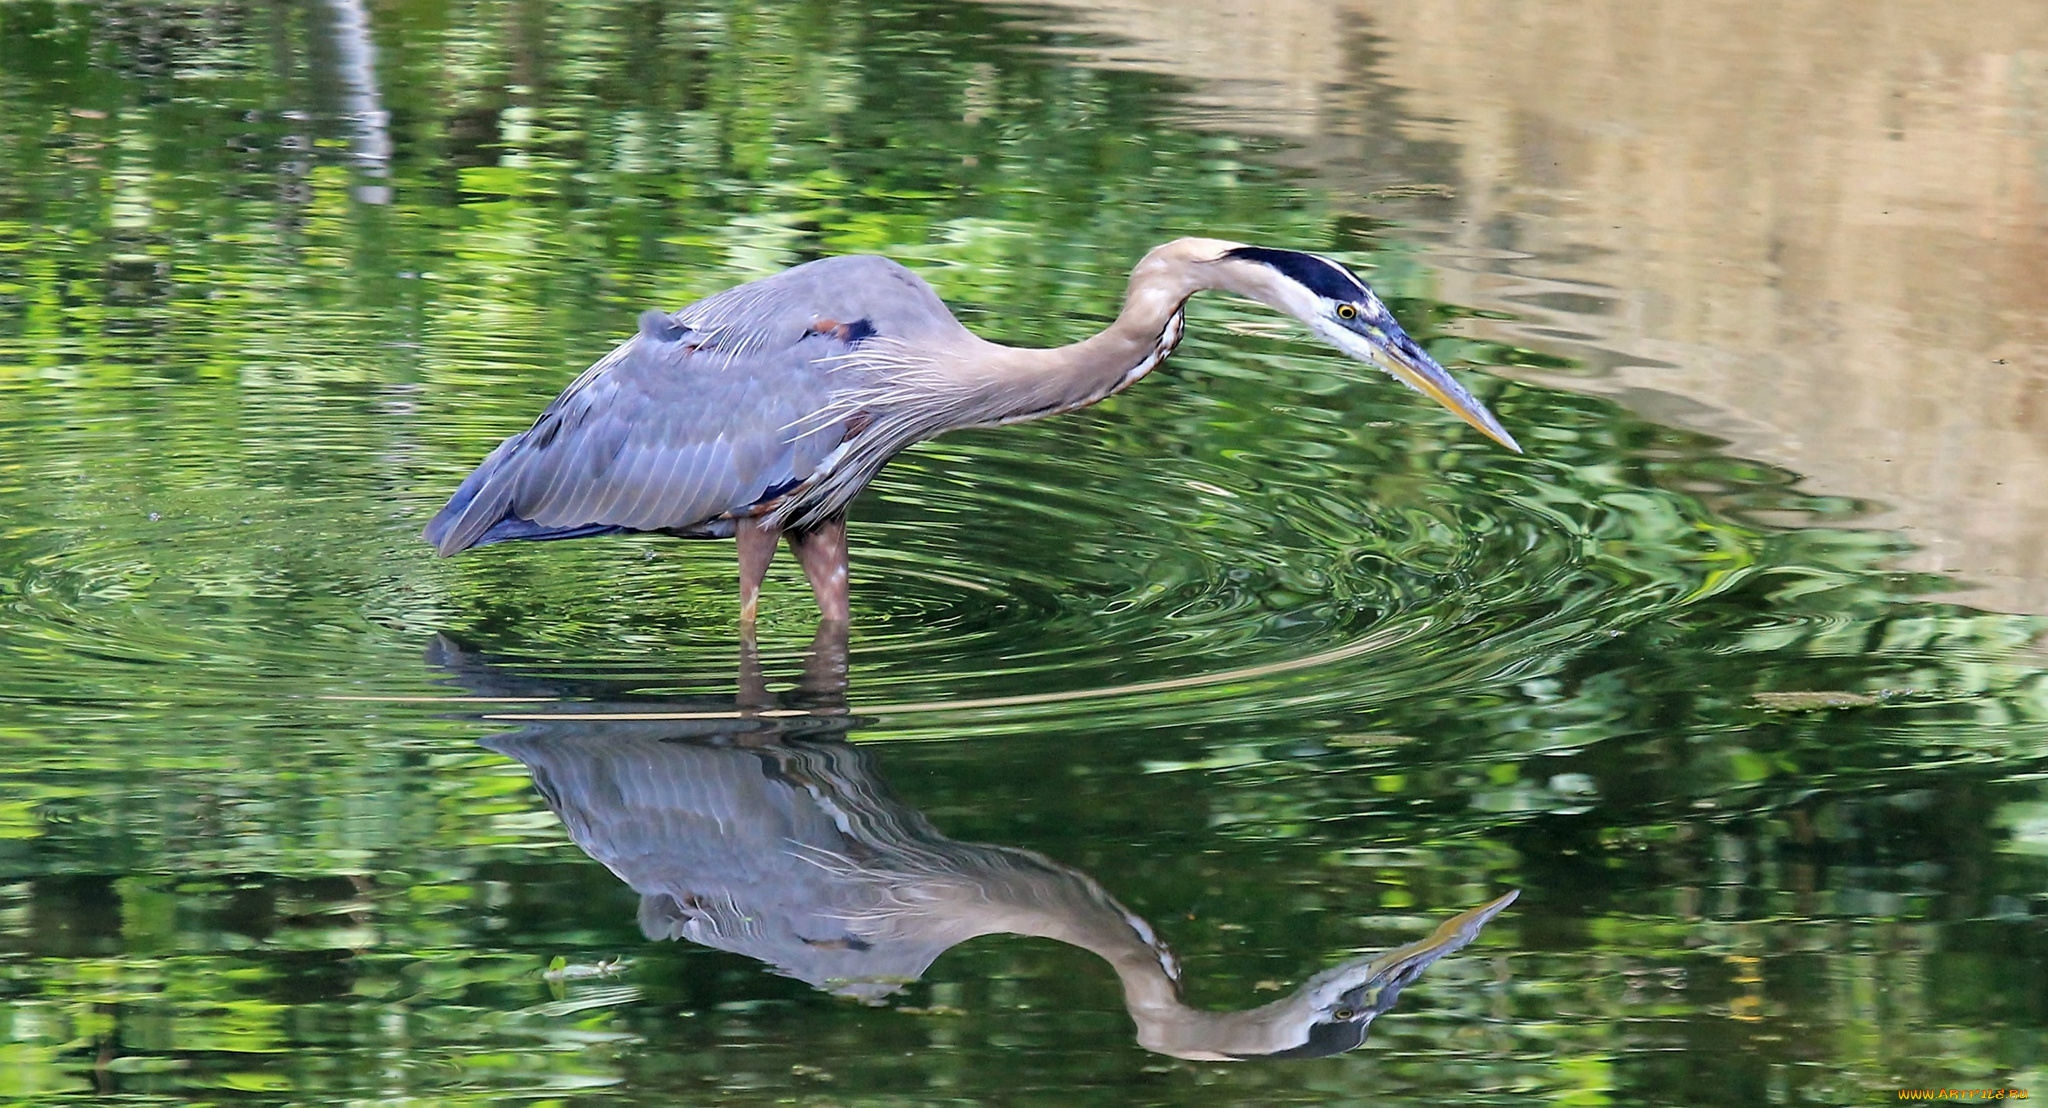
xmin=1336 ymin=304 xmax=1358 ymax=320
xmin=1333 ymin=1008 xmax=1357 ymax=1021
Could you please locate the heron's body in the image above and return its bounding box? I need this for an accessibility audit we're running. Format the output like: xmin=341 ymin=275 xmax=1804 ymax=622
xmin=424 ymin=238 xmax=1518 ymax=622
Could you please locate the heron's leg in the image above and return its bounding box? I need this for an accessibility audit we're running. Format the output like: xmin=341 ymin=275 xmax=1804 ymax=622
xmin=797 ymin=620 xmax=850 ymax=705
xmin=735 ymin=622 xmax=769 ymax=709
xmin=788 ymin=517 xmax=850 ymax=624
xmin=736 ymin=517 xmax=780 ymax=625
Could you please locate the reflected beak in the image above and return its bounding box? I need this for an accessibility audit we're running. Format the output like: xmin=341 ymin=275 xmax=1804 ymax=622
xmin=1324 ymin=317 xmax=1522 ymax=453
xmin=1244 ymin=888 xmax=1518 ymax=1061
xmin=1332 ymin=889 xmax=1519 ymax=1020
xmin=1360 ymin=889 xmax=1519 ymax=989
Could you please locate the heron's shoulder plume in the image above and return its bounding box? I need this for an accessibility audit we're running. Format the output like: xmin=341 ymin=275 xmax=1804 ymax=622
xmin=638 ymin=310 xmax=690 ymax=343
xmin=661 ymin=254 xmax=963 ymax=360
xmin=1221 ymin=245 xmax=1367 ymax=301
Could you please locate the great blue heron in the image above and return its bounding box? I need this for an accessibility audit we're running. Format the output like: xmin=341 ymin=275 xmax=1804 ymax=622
xmin=424 ymin=239 xmax=1521 ymax=623
xmin=441 ymin=630 xmax=1517 ymax=1060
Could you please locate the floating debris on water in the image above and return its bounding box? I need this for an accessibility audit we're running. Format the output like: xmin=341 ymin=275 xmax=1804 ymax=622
xmin=543 ymin=956 xmax=630 ymax=982
xmin=1752 ymin=690 xmax=1885 ymax=711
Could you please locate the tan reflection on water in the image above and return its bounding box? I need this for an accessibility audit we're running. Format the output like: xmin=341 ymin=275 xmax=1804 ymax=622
xmin=1007 ymin=0 xmax=2048 ymax=613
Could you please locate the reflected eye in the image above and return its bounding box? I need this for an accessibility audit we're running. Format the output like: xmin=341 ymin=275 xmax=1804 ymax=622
xmin=1333 ymin=1007 xmax=1357 ymax=1021
xmin=1335 ymin=304 xmax=1358 ymax=320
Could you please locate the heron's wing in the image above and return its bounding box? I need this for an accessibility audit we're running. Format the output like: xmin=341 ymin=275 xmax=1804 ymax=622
xmin=485 ymin=732 xmax=962 ymax=999
xmin=425 ymin=255 xmax=968 ymax=555
xmin=423 ymin=318 xmax=855 ymax=554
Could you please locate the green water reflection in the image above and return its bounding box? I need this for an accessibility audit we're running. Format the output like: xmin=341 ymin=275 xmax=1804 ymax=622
xmin=0 ymin=0 xmax=2044 ymax=1103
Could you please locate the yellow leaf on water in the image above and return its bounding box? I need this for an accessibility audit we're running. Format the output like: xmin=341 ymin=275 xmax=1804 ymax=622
xmin=1752 ymin=691 xmax=1883 ymax=711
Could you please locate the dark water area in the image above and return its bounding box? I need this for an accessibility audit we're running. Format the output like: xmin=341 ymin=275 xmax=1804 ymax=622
xmin=0 ymin=0 xmax=2044 ymax=1102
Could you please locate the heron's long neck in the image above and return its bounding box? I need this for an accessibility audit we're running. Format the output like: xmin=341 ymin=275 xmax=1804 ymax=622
xmin=983 ymin=875 xmax=1315 ymax=1061
xmin=959 ymin=266 xmax=1199 ymax=427
xmin=1024 ymin=892 xmax=1310 ymax=1056
xmin=849 ymin=841 xmax=1299 ymax=1059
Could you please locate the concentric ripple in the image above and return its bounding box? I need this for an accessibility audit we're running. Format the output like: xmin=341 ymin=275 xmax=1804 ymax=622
xmin=0 ymin=318 xmax=1830 ymax=731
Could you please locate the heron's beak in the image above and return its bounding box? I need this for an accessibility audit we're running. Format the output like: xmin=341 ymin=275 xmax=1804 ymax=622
xmin=1321 ymin=315 xmax=1522 ymax=453
xmin=1238 ymin=888 xmax=1518 ymax=1060
xmin=1327 ymin=889 xmax=1520 ymax=1022
xmin=1357 ymin=888 xmax=1519 ymax=991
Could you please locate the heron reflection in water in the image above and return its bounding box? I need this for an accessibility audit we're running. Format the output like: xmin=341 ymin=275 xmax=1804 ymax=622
xmin=425 ymin=240 xmax=1520 ymax=624
xmin=443 ymin=630 xmax=1516 ymax=1061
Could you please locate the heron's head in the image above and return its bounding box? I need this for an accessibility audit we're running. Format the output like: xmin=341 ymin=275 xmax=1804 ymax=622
xmin=1219 ymin=889 xmax=1518 ymax=1061
xmin=1191 ymin=242 xmax=1520 ymax=453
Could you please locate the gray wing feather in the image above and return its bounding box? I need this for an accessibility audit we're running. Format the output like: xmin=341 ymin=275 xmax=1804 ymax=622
xmin=485 ymin=733 xmax=961 ymax=1000
xmin=426 ymin=255 xmax=971 ymax=555
xmin=428 ymin=340 xmax=837 ymax=554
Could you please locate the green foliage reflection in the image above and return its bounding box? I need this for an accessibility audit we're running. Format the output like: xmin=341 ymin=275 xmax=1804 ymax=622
xmin=0 ymin=0 xmax=2042 ymax=1104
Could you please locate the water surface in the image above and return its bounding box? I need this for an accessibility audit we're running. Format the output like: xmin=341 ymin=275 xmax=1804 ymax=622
xmin=1 ymin=0 xmax=2045 ymax=1102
